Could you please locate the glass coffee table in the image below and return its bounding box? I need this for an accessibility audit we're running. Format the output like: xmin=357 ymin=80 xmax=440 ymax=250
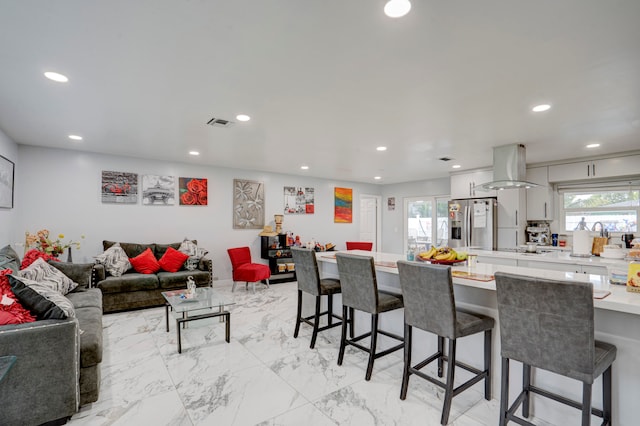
xmin=162 ymin=287 xmax=235 ymax=353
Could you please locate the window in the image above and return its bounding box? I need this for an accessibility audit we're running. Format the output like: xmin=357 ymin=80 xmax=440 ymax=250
xmin=560 ymin=187 xmax=639 ymax=233
xmin=404 ymin=196 xmax=449 ymax=252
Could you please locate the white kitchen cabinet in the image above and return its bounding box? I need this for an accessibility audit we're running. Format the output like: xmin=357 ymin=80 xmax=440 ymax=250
xmin=450 ymin=169 xmax=497 ymax=199
xmin=548 ymin=154 xmax=640 ymax=182
xmin=497 ymin=227 xmax=525 ymax=250
xmin=526 ymin=167 xmax=554 ymax=220
xmin=497 ymin=188 xmax=526 ymax=228
xmin=517 ymin=259 xmax=580 ymax=273
xmin=581 ymin=265 xmax=608 ymax=276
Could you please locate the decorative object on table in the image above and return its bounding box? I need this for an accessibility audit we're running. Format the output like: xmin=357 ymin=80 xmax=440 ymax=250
xmin=101 ymin=170 xmax=138 ymax=204
xmin=627 ymin=262 xmax=640 ymax=293
xmin=142 ymin=174 xmax=175 ymax=205
xmin=0 ymin=154 xmax=15 ymax=209
xmin=283 ymin=186 xmax=314 ymax=214
xmin=387 ymin=197 xmax=395 ymax=211
xmin=334 ymin=187 xmax=353 ymax=223
xmin=233 ymin=179 xmax=264 ymax=229
xmin=325 ymin=243 xmax=335 ymax=251
xmin=416 ymin=246 xmax=468 ymax=264
xmin=185 ymin=275 xmax=196 ymax=298
xmin=274 ymin=214 xmax=284 ymax=233
xmin=551 ymin=233 xmax=558 ymax=246
xmin=24 ymin=229 xmax=83 ymax=260
xmin=178 ymin=177 xmax=207 ymax=205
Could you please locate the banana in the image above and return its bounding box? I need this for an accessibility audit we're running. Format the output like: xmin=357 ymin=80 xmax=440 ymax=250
xmin=435 ymin=253 xmax=450 ymax=260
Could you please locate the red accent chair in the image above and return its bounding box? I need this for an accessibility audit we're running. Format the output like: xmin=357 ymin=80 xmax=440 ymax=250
xmin=227 ymin=247 xmax=271 ymax=293
xmin=345 ymin=241 xmax=373 ymax=251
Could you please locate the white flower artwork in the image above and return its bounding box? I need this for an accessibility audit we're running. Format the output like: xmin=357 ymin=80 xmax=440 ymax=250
xmin=233 ymin=179 xmax=264 ymax=229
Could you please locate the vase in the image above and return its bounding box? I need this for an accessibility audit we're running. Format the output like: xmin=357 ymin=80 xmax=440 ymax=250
xmin=67 ymin=247 xmax=73 ymax=263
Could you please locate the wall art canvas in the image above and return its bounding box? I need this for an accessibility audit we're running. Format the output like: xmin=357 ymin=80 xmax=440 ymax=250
xmin=334 ymin=187 xmax=353 ymax=223
xmin=142 ymin=174 xmax=175 ymax=205
xmin=0 ymin=154 xmax=14 ymax=209
xmin=233 ymin=179 xmax=264 ymax=229
xmin=387 ymin=197 xmax=396 ymax=211
xmin=179 ymin=177 xmax=208 ymax=205
xmin=101 ymin=170 xmax=138 ymax=204
xmin=284 ymin=186 xmax=315 ymax=214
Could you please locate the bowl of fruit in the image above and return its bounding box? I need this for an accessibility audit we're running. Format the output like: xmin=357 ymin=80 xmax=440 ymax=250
xmin=416 ymin=247 xmax=468 ymax=265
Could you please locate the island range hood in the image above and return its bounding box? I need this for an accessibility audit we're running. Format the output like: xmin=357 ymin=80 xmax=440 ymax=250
xmin=477 ymin=144 xmax=540 ymax=190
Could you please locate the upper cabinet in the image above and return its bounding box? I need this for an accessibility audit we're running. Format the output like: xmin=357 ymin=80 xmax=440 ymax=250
xmin=526 ymin=166 xmax=554 ymax=220
xmin=548 ymin=154 xmax=640 ymax=182
xmin=450 ymin=169 xmax=497 ymax=199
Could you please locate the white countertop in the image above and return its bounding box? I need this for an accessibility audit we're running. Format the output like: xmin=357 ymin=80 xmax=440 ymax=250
xmin=468 ymin=248 xmax=631 ymax=268
xmin=317 ymin=250 xmax=640 ymax=315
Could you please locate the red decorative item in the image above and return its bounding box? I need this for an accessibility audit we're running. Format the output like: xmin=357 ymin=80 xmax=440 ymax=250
xmin=179 ymin=177 xmax=208 ymax=206
xmin=0 ymin=269 xmax=36 ymax=325
xmin=158 ymin=247 xmax=189 ymax=273
xmin=21 ymin=249 xmax=60 ymax=269
xmin=129 ymin=248 xmax=161 ymax=274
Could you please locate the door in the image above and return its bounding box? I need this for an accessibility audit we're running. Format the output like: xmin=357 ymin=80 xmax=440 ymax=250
xmin=360 ymin=195 xmax=380 ymax=251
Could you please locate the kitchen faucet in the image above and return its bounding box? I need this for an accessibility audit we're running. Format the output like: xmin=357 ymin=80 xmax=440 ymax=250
xmin=591 ymin=221 xmax=608 ymax=237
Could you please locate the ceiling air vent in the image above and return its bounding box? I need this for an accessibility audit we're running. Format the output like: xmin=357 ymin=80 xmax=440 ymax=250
xmin=206 ymin=117 xmax=234 ymax=127
xmin=439 ymin=157 xmax=453 ymax=162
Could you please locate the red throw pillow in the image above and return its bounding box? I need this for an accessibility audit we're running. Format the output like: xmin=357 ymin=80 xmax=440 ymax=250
xmin=158 ymin=247 xmax=189 ymax=273
xmin=0 ymin=269 xmax=36 ymax=325
xmin=129 ymin=248 xmax=161 ymax=274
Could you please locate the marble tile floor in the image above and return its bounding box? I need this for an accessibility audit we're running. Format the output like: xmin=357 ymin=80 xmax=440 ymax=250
xmin=68 ymin=280 xmax=556 ymax=426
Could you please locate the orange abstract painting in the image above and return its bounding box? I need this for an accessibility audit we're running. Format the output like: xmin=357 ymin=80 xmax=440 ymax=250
xmin=334 ymin=187 xmax=352 ymax=223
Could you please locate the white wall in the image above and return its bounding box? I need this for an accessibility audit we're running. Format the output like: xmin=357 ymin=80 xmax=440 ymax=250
xmin=0 ymin=128 xmax=18 ymax=243
xmin=14 ymin=145 xmax=380 ymax=280
xmin=379 ymin=177 xmax=450 ymax=254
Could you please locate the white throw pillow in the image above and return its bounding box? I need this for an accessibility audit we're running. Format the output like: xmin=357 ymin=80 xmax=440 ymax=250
xmin=18 ymin=257 xmax=78 ymax=295
xmin=178 ymin=239 xmax=198 ymax=256
xmin=95 ymin=243 xmax=131 ymax=277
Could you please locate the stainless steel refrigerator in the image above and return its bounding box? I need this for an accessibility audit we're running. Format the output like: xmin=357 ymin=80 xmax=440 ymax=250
xmin=448 ymin=198 xmax=497 ymax=250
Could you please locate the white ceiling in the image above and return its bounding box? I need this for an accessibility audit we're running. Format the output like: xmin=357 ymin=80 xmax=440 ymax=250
xmin=1 ymin=0 xmax=639 ymax=184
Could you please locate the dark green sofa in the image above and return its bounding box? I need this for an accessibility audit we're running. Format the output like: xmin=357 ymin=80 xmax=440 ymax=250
xmin=95 ymin=240 xmax=213 ymax=313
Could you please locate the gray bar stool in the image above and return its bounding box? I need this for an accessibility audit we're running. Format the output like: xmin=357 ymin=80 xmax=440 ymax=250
xmin=291 ymin=247 xmax=344 ymax=349
xmin=335 ymin=252 xmax=404 ymax=381
xmin=397 ymin=260 xmax=494 ymax=425
xmin=494 ymin=272 xmax=616 ymax=426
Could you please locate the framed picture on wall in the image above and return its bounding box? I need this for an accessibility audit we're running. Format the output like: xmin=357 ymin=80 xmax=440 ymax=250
xmin=0 ymin=154 xmax=15 ymax=209
xmin=101 ymin=171 xmax=138 ymax=204
xmin=142 ymin=174 xmax=176 ymax=205
xmin=233 ymin=179 xmax=265 ymax=229
xmin=284 ymin=186 xmax=314 ymax=214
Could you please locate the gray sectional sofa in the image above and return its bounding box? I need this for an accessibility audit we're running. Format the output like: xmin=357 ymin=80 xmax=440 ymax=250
xmin=0 ymin=261 xmax=103 ymax=426
xmin=95 ymin=240 xmax=212 ymax=313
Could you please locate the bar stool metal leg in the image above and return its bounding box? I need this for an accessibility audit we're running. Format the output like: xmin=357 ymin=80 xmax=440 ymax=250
xmin=485 ymin=329 xmax=492 ymax=400
xmin=310 ymin=295 xmax=321 ymax=349
xmin=365 ymin=314 xmax=379 ymax=381
xmin=337 ymin=305 xmax=348 ymax=366
xmin=437 ymin=335 xmax=444 ymax=377
xmin=603 ymin=365 xmax=612 ymax=425
xmin=327 ymin=294 xmax=334 ymax=326
xmin=400 ymin=323 xmax=412 ymax=400
xmin=294 ymin=289 xmax=303 ymax=338
xmin=523 ymin=363 xmax=531 ymax=418
xmin=441 ymin=339 xmax=457 ymax=425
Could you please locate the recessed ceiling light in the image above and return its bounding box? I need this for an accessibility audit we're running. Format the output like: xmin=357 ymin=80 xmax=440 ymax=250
xmin=300 ymin=165 xmax=309 ymax=170
xmin=452 ymin=164 xmax=461 ymax=169
xmin=68 ymin=135 xmax=83 ymax=141
xmin=189 ymin=151 xmax=200 ymax=156
xmin=374 ymin=176 xmax=382 ymax=180
xmin=376 ymin=146 xmax=387 ymax=151
xmin=44 ymin=72 xmax=68 ymax=82
xmin=236 ymin=114 xmax=250 ymax=122
xmin=586 ymin=143 xmax=600 ymax=148
xmin=384 ymin=0 xmax=411 ymax=18
xmin=532 ymin=104 xmax=551 ymax=112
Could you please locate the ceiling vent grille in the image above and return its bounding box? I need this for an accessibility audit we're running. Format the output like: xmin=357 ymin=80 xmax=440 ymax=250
xmin=206 ymin=117 xmax=234 ymax=127
xmin=439 ymin=157 xmax=453 ymax=162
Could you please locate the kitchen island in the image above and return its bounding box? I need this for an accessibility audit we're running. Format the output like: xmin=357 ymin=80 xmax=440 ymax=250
xmin=316 ymin=250 xmax=639 ymax=425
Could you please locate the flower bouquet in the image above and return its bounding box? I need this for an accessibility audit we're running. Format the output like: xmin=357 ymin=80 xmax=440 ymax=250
xmin=25 ymin=229 xmax=83 ymax=258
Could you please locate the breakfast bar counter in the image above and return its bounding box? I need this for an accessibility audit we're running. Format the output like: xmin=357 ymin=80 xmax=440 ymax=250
xmin=316 ymin=250 xmax=640 ymax=425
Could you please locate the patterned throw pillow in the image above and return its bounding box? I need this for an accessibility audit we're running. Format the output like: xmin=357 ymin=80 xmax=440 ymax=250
xmin=8 ymin=275 xmax=75 ymax=319
xmin=18 ymin=257 xmax=78 ymax=295
xmin=179 ymin=240 xmax=208 ymax=271
xmin=95 ymin=243 xmax=131 ymax=277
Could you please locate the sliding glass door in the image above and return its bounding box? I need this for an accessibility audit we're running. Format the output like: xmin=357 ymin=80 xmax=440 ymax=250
xmin=404 ymin=196 xmax=450 ymax=253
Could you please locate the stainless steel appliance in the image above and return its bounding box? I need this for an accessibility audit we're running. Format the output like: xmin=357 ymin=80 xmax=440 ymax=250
xmin=448 ymin=197 xmax=497 ymax=250
xmin=526 ymin=222 xmax=550 ymax=245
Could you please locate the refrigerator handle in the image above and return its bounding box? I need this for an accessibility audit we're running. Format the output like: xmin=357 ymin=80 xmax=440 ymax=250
xmin=466 ymin=205 xmax=472 ymax=247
